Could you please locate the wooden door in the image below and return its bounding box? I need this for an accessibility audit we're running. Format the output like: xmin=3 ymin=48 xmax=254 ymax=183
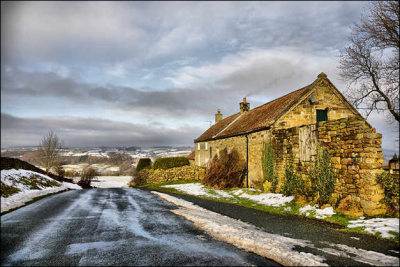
xmin=299 ymin=124 xmax=317 ymax=162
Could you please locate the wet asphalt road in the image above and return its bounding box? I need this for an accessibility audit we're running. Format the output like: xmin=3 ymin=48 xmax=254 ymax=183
xmin=151 ymin=189 xmax=400 ymax=266
xmin=1 ymin=188 xmax=279 ymax=266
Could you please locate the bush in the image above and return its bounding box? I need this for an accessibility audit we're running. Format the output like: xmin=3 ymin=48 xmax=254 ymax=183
xmin=202 ymin=148 xmax=246 ymax=190
xmin=309 ymin=143 xmax=336 ymax=205
xmin=78 ymin=166 xmax=99 ymax=188
xmin=262 ymin=139 xmax=278 ymax=192
xmin=129 ymin=168 xmax=148 ymax=187
xmin=376 ymin=171 xmax=399 ymax=216
xmin=136 ymin=158 xmax=152 ymax=172
xmin=282 ymin=150 xmax=304 ymax=196
xmin=153 ymin=157 xmax=189 ymax=170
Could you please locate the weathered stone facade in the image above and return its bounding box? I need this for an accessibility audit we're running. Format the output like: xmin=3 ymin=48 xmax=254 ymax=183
xmin=139 ymin=165 xmax=205 ymax=184
xmin=274 ymin=78 xmax=356 ymax=130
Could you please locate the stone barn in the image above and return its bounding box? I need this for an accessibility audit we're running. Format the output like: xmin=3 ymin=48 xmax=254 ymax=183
xmin=194 ymin=72 xmax=385 ymax=216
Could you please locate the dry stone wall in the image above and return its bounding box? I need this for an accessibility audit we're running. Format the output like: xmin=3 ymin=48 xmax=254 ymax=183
xmin=269 ymin=116 xmax=385 ymax=216
xmin=139 ymin=165 xmax=205 ymax=184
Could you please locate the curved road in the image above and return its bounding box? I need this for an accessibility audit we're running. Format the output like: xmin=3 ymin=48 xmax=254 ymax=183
xmin=1 ymin=188 xmax=278 ymax=266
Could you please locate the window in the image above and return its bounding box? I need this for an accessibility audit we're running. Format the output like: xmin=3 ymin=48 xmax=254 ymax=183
xmin=210 ymin=147 xmax=212 ymax=158
xmin=205 ymin=142 xmax=208 ymax=150
xmin=197 ymin=143 xmax=200 ymax=150
xmin=316 ymin=109 xmax=328 ymax=122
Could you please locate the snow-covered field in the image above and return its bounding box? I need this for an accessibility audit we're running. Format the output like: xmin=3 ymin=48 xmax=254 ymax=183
xmin=1 ymin=169 xmax=81 ymax=213
xmin=72 ymin=176 xmax=132 ymax=188
xmin=154 ymin=191 xmax=399 ymax=266
xmin=91 ymin=176 xmax=132 ymax=188
xmin=161 ymin=182 xmax=399 ymax=240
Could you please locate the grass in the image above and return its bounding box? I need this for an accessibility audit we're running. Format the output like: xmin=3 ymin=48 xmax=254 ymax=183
xmin=1 ymin=189 xmax=68 ymax=216
xmin=134 ymin=180 xmax=399 ymax=242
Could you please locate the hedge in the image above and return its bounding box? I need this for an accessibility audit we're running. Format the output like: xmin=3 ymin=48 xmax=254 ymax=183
xmin=153 ymin=156 xmax=189 ymax=170
xmin=136 ymin=158 xmax=152 ymax=172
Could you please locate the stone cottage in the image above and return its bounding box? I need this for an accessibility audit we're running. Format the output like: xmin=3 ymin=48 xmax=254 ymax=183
xmin=194 ymin=72 xmax=386 ymax=215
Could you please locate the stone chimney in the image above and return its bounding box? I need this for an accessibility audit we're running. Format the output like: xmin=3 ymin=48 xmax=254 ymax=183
xmin=240 ymin=97 xmax=250 ymax=114
xmin=215 ymin=109 xmax=223 ymax=124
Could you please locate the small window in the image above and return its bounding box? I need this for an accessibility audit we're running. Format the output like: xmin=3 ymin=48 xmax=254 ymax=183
xmin=316 ymin=109 xmax=328 ymax=122
xmin=205 ymin=142 xmax=208 ymax=150
xmin=210 ymin=147 xmax=212 ymax=158
xmin=197 ymin=143 xmax=200 ymax=150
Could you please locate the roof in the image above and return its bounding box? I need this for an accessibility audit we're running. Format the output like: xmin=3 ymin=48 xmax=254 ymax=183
xmin=195 ymin=73 xmax=338 ymax=142
xmin=187 ymin=150 xmax=195 ymax=160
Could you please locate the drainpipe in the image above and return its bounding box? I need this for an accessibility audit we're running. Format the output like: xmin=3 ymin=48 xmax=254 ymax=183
xmin=246 ymin=134 xmax=249 ymax=188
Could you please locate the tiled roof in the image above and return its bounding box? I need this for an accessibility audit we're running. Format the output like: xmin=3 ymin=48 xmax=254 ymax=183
xmin=195 ymin=84 xmax=312 ymax=142
xmin=187 ymin=150 xmax=195 ymax=160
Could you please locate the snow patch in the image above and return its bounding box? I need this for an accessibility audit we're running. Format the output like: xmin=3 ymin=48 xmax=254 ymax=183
xmin=299 ymin=205 xmax=336 ymax=219
xmin=237 ymin=192 xmax=294 ymax=207
xmin=348 ymin=218 xmax=399 ymax=239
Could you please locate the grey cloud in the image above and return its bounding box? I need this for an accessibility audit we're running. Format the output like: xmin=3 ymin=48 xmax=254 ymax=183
xmin=1 ymin=68 xmax=246 ymax=118
xmin=1 ymin=113 xmax=204 ymax=148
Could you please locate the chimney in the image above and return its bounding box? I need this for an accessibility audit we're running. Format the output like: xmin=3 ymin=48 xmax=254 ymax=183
xmin=240 ymin=97 xmax=250 ymax=114
xmin=215 ymin=109 xmax=223 ymax=123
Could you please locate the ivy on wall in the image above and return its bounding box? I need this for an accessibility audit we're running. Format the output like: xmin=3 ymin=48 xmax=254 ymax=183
xmin=262 ymin=139 xmax=278 ymax=192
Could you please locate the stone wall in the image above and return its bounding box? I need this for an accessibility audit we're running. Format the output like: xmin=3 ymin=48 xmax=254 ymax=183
xmin=269 ymin=116 xmax=385 ymax=216
xmin=139 ymin=165 xmax=205 ymax=184
xmin=317 ymin=116 xmax=385 ymax=215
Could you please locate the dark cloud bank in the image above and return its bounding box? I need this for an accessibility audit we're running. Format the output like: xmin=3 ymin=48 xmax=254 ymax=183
xmin=1 ymin=113 xmax=202 ymax=148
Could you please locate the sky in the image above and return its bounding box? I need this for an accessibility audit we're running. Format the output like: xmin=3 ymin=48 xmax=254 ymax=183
xmin=1 ymin=1 xmax=399 ymax=150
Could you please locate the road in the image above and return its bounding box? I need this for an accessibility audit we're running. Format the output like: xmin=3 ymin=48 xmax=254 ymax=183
xmin=1 ymin=188 xmax=278 ymax=266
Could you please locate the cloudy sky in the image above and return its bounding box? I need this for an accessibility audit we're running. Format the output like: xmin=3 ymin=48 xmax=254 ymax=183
xmin=1 ymin=1 xmax=398 ymax=150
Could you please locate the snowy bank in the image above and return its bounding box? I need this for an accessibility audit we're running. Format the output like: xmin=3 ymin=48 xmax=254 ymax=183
xmin=1 ymin=169 xmax=81 ymax=213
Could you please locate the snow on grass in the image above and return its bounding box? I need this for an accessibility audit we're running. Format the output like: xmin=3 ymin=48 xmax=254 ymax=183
xmin=234 ymin=191 xmax=294 ymax=207
xmin=163 ymin=183 xmax=232 ymax=198
xmin=348 ymin=218 xmax=399 ymax=239
xmin=1 ymin=169 xmax=82 ymax=213
xmin=152 ymin=191 xmax=328 ymax=266
xmin=162 ymin=183 xmax=294 ymax=206
xmin=299 ymin=205 xmax=336 ymax=219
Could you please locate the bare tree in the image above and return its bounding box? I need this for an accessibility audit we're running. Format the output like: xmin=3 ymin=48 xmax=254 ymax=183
xmin=39 ymin=131 xmax=65 ymax=174
xmin=339 ymin=1 xmax=399 ymax=124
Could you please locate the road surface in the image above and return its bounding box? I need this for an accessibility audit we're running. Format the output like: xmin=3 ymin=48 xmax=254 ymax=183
xmin=1 ymin=188 xmax=278 ymax=266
